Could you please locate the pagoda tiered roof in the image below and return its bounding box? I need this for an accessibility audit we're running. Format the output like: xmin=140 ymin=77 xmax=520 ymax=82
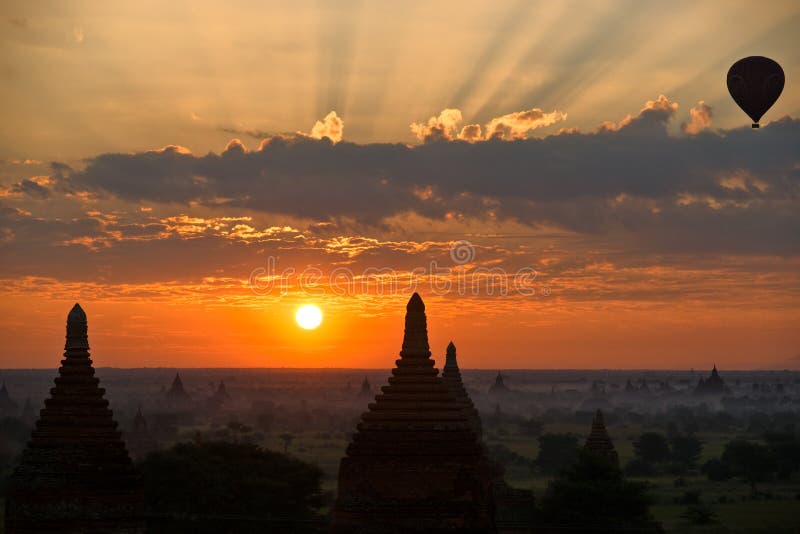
xmin=5 ymin=304 xmax=143 ymax=533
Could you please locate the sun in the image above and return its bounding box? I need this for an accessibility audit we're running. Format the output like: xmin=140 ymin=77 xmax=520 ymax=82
xmin=295 ymin=304 xmax=323 ymax=330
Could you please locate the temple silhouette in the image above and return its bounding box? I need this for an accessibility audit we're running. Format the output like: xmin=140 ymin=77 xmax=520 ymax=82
xmin=165 ymin=372 xmax=191 ymax=408
xmin=694 ymin=365 xmax=729 ymax=395
xmin=332 ymin=293 xmax=495 ymax=533
xmin=583 ymin=409 xmax=619 ymax=467
xmin=0 ymin=381 xmax=19 ymax=416
xmin=5 ymin=304 xmax=144 ymax=533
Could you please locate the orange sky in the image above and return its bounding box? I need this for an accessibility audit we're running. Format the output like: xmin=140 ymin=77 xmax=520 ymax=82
xmin=1 ymin=2 xmax=799 ymax=369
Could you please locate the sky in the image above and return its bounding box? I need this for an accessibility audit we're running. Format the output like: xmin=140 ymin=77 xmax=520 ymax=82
xmin=1 ymin=1 xmax=798 ymax=370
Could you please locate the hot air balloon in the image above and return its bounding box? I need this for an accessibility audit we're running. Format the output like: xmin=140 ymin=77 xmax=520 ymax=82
xmin=727 ymin=56 xmax=784 ymax=128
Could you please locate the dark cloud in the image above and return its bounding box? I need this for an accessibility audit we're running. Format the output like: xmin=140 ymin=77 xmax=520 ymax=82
xmin=217 ymin=126 xmax=276 ymax=140
xmin=10 ymin=178 xmax=50 ymax=199
xmin=53 ymin=99 xmax=800 ymax=255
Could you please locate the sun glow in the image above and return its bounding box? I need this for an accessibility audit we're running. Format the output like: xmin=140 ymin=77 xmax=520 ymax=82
xmin=295 ymin=304 xmax=323 ymax=330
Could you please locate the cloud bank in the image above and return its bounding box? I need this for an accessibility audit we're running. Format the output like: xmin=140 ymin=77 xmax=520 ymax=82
xmin=6 ymin=96 xmax=799 ymax=258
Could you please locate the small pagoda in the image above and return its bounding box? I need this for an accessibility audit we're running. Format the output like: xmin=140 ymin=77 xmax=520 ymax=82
xmin=20 ymin=397 xmax=36 ymax=425
xmin=165 ymin=372 xmax=191 ymax=408
xmin=0 ymin=381 xmax=19 ymax=416
xmin=125 ymin=406 xmax=157 ymax=460
xmin=441 ymin=341 xmax=482 ymax=439
xmin=332 ymin=294 xmax=494 ymax=533
xmin=5 ymin=304 xmax=144 ymax=533
xmin=489 ymin=371 xmax=510 ymax=395
xmin=583 ymin=409 xmax=619 ymax=468
xmin=207 ymin=380 xmax=231 ymax=409
xmin=356 ymin=376 xmax=373 ymax=400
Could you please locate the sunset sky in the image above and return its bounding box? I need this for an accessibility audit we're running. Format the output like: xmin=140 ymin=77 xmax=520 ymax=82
xmin=1 ymin=1 xmax=799 ymax=370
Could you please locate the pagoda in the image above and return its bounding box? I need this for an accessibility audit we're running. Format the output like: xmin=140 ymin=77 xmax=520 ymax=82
xmin=165 ymin=372 xmax=191 ymax=408
xmin=356 ymin=376 xmax=373 ymax=400
xmin=0 ymin=381 xmax=19 ymax=416
xmin=20 ymin=397 xmax=36 ymax=425
xmin=583 ymin=409 xmax=619 ymax=468
xmin=332 ymin=294 xmax=495 ymax=533
xmin=441 ymin=341 xmax=482 ymax=438
xmin=489 ymin=371 xmax=510 ymax=395
xmin=694 ymin=365 xmax=728 ymax=395
xmin=208 ymin=380 xmax=231 ymax=408
xmin=132 ymin=406 xmax=148 ymax=433
xmin=126 ymin=406 xmax=157 ymax=460
xmin=5 ymin=304 xmax=144 ymax=533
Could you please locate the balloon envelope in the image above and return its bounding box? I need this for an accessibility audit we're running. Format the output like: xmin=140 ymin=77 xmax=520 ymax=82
xmin=727 ymin=56 xmax=784 ymax=128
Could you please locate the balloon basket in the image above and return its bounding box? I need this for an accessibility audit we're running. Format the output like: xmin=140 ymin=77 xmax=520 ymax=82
xmin=752 ymin=123 xmax=759 ymax=129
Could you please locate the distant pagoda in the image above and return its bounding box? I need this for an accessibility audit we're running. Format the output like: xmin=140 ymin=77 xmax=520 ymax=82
xmin=332 ymin=294 xmax=494 ymax=533
xmin=132 ymin=406 xmax=148 ymax=433
xmin=583 ymin=409 xmax=619 ymax=468
xmin=356 ymin=376 xmax=373 ymax=400
xmin=165 ymin=372 xmax=191 ymax=408
xmin=5 ymin=304 xmax=144 ymax=533
xmin=0 ymin=381 xmax=19 ymax=416
xmin=208 ymin=380 xmax=231 ymax=408
xmin=126 ymin=406 xmax=157 ymax=460
xmin=441 ymin=341 xmax=482 ymax=438
xmin=694 ymin=365 xmax=728 ymax=395
xmin=20 ymin=397 xmax=36 ymax=425
xmin=489 ymin=371 xmax=510 ymax=395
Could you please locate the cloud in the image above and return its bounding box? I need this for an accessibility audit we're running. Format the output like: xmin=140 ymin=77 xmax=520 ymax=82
xmin=411 ymin=107 xmax=566 ymax=142
xmin=410 ymin=109 xmax=463 ymax=142
xmin=682 ymin=100 xmax=713 ymax=135
xmin=484 ymin=109 xmax=567 ymax=140
xmin=309 ymin=111 xmax=344 ymax=143
xmin=596 ymin=95 xmax=678 ymax=133
xmin=220 ymin=111 xmax=344 ymax=145
xmin=218 ymin=126 xmax=275 ymax=139
xmin=223 ymin=138 xmax=248 ymax=155
xmin=3 ymin=176 xmax=53 ymax=199
xmin=458 ymin=123 xmax=483 ymax=142
xmin=46 ymin=97 xmax=800 ymax=255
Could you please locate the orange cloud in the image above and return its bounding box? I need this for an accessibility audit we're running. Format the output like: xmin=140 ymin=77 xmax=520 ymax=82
xmin=459 ymin=124 xmax=483 ymax=142
xmin=411 ymin=107 xmax=566 ymax=143
xmin=223 ymin=138 xmax=248 ymax=154
xmin=410 ymin=109 xmax=463 ymax=142
xmin=309 ymin=111 xmax=344 ymax=143
xmin=484 ymin=109 xmax=567 ymax=140
xmin=597 ymin=95 xmax=678 ymax=132
xmin=682 ymin=101 xmax=713 ymax=135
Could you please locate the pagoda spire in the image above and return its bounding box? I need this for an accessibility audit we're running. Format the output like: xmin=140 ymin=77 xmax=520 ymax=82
xmin=444 ymin=341 xmax=458 ymax=371
xmin=583 ymin=409 xmax=619 ymax=467
xmin=441 ymin=341 xmax=483 ymax=438
xmin=399 ymin=292 xmax=430 ymax=358
xmin=5 ymin=303 xmax=144 ymax=532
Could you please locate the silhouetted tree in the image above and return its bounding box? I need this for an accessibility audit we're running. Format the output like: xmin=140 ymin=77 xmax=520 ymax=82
xmin=670 ymin=434 xmax=703 ymax=469
xmin=701 ymin=458 xmax=730 ymax=482
xmin=633 ymin=432 xmax=671 ymax=464
xmin=762 ymin=431 xmax=800 ymax=479
xmin=535 ymin=433 xmax=580 ymax=475
xmin=539 ymin=450 xmax=663 ymax=533
xmin=720 ymin=439 xmax=774 ymax=495
xmin=138 ymin=440 xmax=323 ymax=531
